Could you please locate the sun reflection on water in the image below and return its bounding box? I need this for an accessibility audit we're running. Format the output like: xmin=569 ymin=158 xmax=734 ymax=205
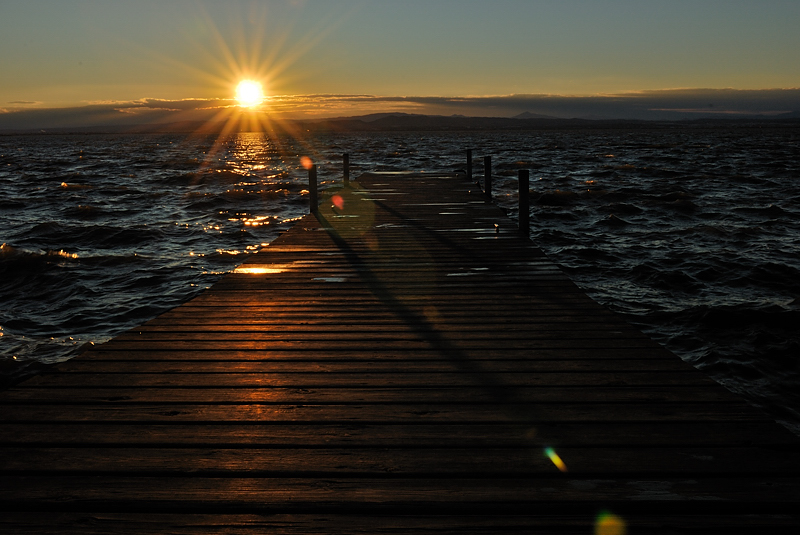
xmin=233 ymin=266 xmax=284 ymax=274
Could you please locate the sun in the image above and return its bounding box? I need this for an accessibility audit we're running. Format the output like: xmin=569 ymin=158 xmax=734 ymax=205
xmin=235 ymin=80 xmax=264 ymax=108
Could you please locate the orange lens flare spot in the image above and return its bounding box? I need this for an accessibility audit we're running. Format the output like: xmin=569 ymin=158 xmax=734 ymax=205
xmin=332 ymin=194 xmax=345 ymax=210
xmin=544 ymin=447 xmax=568 ymax=472
xmin=595 ymin=511 xmax=626 ymax=535
xmin=300 ymin=156 xmax=313 ymax=170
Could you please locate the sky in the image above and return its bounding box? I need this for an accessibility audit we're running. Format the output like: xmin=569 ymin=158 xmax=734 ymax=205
xmin=1 ymin=0 xmax=799 ymax=129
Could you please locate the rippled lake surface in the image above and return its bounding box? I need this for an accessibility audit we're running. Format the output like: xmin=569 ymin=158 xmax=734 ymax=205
xmin=2 ymin=127 xmax=799 ymax=433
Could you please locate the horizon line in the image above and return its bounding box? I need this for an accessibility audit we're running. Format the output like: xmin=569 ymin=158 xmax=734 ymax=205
xmin=2 ymin=88 xmax=799 ymax=129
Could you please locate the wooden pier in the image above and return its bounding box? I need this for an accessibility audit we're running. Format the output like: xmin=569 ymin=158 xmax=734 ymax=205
xmin=2 ymin=171 xmax=799 ymax=533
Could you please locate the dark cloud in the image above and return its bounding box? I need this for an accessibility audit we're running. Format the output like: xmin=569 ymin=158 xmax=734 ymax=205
xmin=353 ymin=89 xmax=800 ymax=120
xmin=123 ymin=98 xmax=232 ymax=111
xmin=0 ymin=99 xmax=232 ymax=130
xmin=2 ymin=89 xmax=798 ymax=130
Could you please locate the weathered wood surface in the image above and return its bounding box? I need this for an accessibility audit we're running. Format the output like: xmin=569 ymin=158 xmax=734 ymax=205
xmin=2 ymin=171 xmax=799 ymax=533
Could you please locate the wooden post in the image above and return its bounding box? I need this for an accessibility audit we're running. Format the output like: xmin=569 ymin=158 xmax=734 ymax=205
xmin=483 ymin=156 xmax=492 ymax=200
xmin=309 ymin=164 xmax=318 ymax=214
xmin=343 ymin=153 xmax=350 ymax=187
xmin=519 ymin=169 xmax=530 ymax=236
xmin=466 ymin=149 xmax=472 ymax=184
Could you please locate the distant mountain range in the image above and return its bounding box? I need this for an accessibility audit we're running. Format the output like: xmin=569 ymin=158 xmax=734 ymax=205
xmin=326 ymin=111 xmax=560 ymax=122
xmin=3 ymin=111 xmax=799 ymax=135
xmin=288 ymin=111 xmax=800 ymax=133
xmin=295 ymin=113 xmax=582 ymax=133
xmin=512 ymin=111 xmax=561 ymax=119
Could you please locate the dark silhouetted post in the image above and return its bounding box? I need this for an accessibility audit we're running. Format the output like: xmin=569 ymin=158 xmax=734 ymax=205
xmin=343 ymin=153 xmax=350 ymax=187
xmin=466 ymin=149 xmax=472 ymax=184
xmin=484 ymin=155 xmax=492 ymax=200
xmin=519 ymin=169 xmax=530 ymax=236
xmin=309 ymin=164 xmax=318 ymax=214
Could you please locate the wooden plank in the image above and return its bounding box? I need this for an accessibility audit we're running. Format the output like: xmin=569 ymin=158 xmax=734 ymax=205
xmin=12 ymin=371 xmax=718 ymax=388
xmin=92 ymin=339 xmax=667 ymax=351
xmin=0 ymin=387 xmax=736 ymax=404
xmin=2 ymin=512 xmax=798 ymax=535
xmin=122 ymin=317 xmax=642 ymax=330
xmin=71 ymin=347 xmax=684 ymax=360
xmin=108 ymin=330 xmax=653 ymax=342
xmin=3 ymin=476 xmax=800 ymax=513
xmin=2 ymin=422 xmax=794 ymax=447
xmin=49 ymin=357 xmax=699 ymax=373
xmin=0 ymin=402 xmax=771 ymax=423
xmin=4 ymin=446 xmax=800 ymax=475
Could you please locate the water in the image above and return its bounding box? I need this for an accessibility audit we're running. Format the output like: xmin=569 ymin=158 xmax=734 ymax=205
xmin=2 ymin=127 xmax=799 ymax=434
xmin=0 ymin=133 xmax=311 ymax=381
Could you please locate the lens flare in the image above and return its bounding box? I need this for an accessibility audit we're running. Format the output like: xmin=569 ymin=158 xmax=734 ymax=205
xmin=544 ymin=447 xmax=568 ymax=472
xmin=300 ymin=156 xmax=313 ymax=170
xmin=332 ymin=194 xmax=345 ymax=210
xmin=595 ymin=511 xmax=626 ymax=535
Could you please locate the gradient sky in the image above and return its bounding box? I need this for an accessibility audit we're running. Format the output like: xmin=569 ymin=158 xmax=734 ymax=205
xmin=1 ymin=0 xmax=799 ymax=125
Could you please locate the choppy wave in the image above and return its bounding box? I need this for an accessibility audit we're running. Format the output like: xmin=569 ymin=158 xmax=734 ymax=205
xmin=1 ymin=127 xmax=799 ymax=435
xmin=0 ymin=133 xmax=310 ymax=385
